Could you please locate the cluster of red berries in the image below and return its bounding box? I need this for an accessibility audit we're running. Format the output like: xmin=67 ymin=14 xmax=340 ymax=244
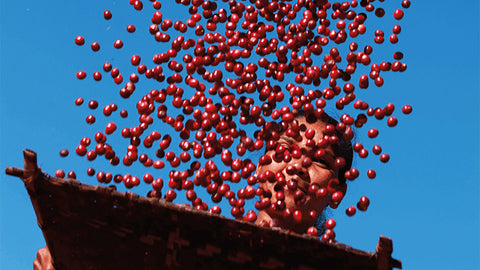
xmin=57 ymin=0 xmax=412 ymax=241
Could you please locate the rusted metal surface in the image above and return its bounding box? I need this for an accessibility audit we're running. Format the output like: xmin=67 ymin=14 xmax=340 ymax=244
xmin=6 ymin=150 xmax=402 ymax=270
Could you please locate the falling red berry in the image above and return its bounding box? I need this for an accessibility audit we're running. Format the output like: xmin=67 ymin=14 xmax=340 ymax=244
xmin=103 ymin=10 xmax=112 ymax=20
xmin=74 ymin=36 xmax=85 ymax=46
xmin=402 ymin=105 xmax=413 ymax=114
xmin=113 ymin=39 xmax=123 ymax=49
xmin=76 ymin=71 xmax=87 ymax=80
xmin=91 ymin=42 xmax=100 ymax=52
xmin=346 ymin=206 xmax=356 ymax=217
xmin=59 ymin=149 xmax=69 ymax=157
xmin=55 ymin=169 xmax=65 ymax=178
xmin=74 ymin=97 xmax=84 ymax=106
xmin=394 ymin=9 xmax=404 ymax=20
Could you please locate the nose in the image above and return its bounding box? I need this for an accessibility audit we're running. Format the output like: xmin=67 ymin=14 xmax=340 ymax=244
xmin=282 ymin=161 xmax=311 ymax=188
xmin=287 ymin=160 xmax=310 ymax=182
xmin=295 ymin=165 xmax=309 ymax=181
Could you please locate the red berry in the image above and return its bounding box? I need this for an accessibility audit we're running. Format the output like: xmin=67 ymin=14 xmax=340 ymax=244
xmin=86 ymin=167 xmax=95 ymax=176
xmin=120 ymin=109 xmax=128 ymax=118
xmin=346 ymin=206 xmax=356 ymax=216
xmin=91 ymin=41 xmax=100 ymax=52
xmin=393 ymin=25 xmax=402 ymax=34
xmin=103 ymin=62 xmax=112 ymax=72
xmin=390 ymin=34 xmax=399 ymax=44
xmin=59 ymin=149 xmax=69 ymax=157
xmin=75 ymin=97 xmax=84 ymax=106
xmin=76 ymin=71 xmax=87 ymax=80
xmin=293 ymin=210 xmax=303 ymax=223
xmin=387 ymin=116 xmax=398 ymax=127
xmin=394 ymin=9 xmax=404 ymax=20
xmin=103 ymin=10 xmax=112 ymax=20
xmin=357 ymin=196 xmax=370 ymax=211
xmin=113 ymin=39 xmax=123 ymax=49
xmin=88 ymin=100 xmax=98 ymax=109
xmin=367 ymin=128 xmax=379 ymax=138
xmin=165 ymin=189 xmax=176 ymax=201
xmin=306 ymin=227 xmax=318 ymax=236
xmin=380 ymin=153 xmax=390 ymax=163
xmin=126 ymin=24 xmax=136 ymax=33
xmin=372 ymin=144 xmax=382 ymax=155
xmin=325 ymin=218 xmax=336 ymax=229
xmin=358 ymin=148 xmax=368 ymax=158
xmin=393 ymin=52 xmax=404 ymax=60
xmin=74 ymin=36 xmax=85 ymax=46
xmin=105 ymin=122 xmax=117 ymax=134
xmin=93 ymin=71 xmax=102 ymax=81
xmin=367 ymin=169 xmax=376 ymax=179
xmin=133 ymin=0 xmax=143 ymax=10
xmin=374 ymin=76 xmax=384 ymax=87
xmin=374 ymin=8 xmax=385 ymax=18
xmin=55 ymin=169 xmax=65 ymax=178
xmin=86 ymin=150 xmax=97 ymax=161
xmin=67 ymin=171 xmax=77 ymax=179
xmin=76 ymin=145 xmax=87 ymax=156
xmin=130 ymin=55 xmax=141 ymax=66
xmin=402 ymin=104 xmax=413 ymax=114
xmin=86 ymin=115 xmax=96 ymax=124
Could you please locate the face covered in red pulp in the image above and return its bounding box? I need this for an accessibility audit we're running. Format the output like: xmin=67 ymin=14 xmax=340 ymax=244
xmin=255 ymin=115 xmax=347 ymax=233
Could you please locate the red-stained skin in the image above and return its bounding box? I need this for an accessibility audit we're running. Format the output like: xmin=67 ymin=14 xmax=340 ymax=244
xmin=255 ymin=116 xmax=346 ymax=234
xmin=33 ymin=247 xmax=54 ymax=270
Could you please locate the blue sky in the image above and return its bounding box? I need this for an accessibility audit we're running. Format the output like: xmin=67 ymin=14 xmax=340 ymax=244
xmin=1 ymin=1 xmax=479 ymax=269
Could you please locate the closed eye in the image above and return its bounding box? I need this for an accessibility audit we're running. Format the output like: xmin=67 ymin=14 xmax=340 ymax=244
xmin=312 ymin=157 xmax=328 ymax=166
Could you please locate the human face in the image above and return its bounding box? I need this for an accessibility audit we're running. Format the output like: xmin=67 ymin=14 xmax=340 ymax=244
xmin=255 ymin=116 xmax=346 ymax=233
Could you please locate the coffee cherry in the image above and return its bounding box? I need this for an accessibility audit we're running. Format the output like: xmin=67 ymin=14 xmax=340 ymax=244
xmin=367 ymin=128 xmax=379 ymax=138
xmin=93 ymin=71 xmax=102 ymax=81
xmin=372 ymin=145 xmax=382 ymax=155
xmin=59 ymin=149 xmax=69 ymax=157
xmin=113 ymin=39 xmax=123 ymax=49
xmin=387 ymin=116 xmax=398 ymax=127
xmin=86 ymin=167 xmax=95 ymax=176
xmin=103 ymin=10 xmax=112 ymax=20
xmin=402 ymin=104 xmax=413 ymax=114
xmin=76 ymin=71 xmax=87 ymax=80
xmin=357 ymin=196 xmax=370 ymax=211
xmin=86 ymin=115 xmax=95 ymax=124
xmin=126 ymin=24 xmax=136 ymax=33
xmin=306 ymin=227 xmax=318 ymax=236
xmin=55 ymin=169 xmax=65 ymax=178
xmin=105 ymin=122 xmax=117 ymax=134
xmin=74 ymin=97 xmax=84 ymax=106
xmin=346 ymin=206 xmax=356 ymax=216
xmin=394 ymin=9 xmax=404 ymax=20
xmin=74 ymin=36 xmax=85 ymax=46
xmin=91 ymin=42 xmax=100 ymax=52
xmin=293 ymin=210 xmax=303 ymax=223
xmin=67 ymin=171 xmax=77 ymax=179
xmin=380 ymin=153 xmax=390 ymax=163
xmin=367 ymin=169 xmax=376 ymax=179
xmin=325 ymin=218 xmax=336 ymax=229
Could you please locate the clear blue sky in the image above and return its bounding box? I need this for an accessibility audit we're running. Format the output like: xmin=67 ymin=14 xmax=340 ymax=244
xmin=1 ymin=1 xmax=479 ymax=269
